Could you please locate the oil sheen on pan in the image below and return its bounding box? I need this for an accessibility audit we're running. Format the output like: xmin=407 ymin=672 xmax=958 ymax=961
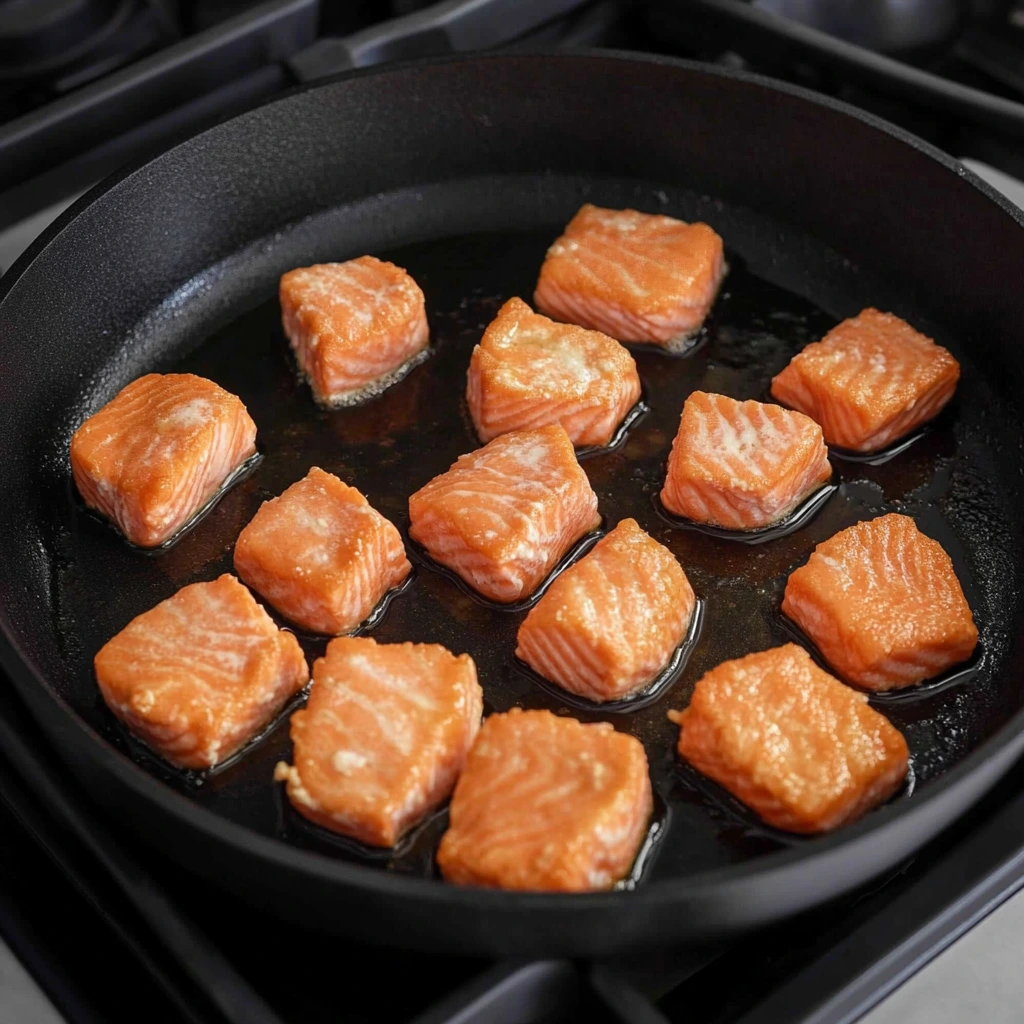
xmin=50 ymin=210 xmax=1017 ymax=887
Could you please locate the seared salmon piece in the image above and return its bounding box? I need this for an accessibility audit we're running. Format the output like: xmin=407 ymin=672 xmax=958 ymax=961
xmin=534 ymin=204 xmax=726 ymax=350
xmin=94 ymin=574 xmax=307 ymax=770
xmin=466 ymin=297 xmax=641 ymax=447
xmin=661 ymin=391 xmax=832 ymax=530
xmin=782 ymin=513 xmax=978 ymax=691
xmin=437 ymin=709 xmax=652 ymax=891
xmin=70 ymin=373 xmax=257 ymax=548
xmin=771 ymin=308 xmax=960 ymax=452
xmin=516 ymin=518 xmax=695 ymax=702
xmin=234 ymin=467 xmax=410 ymax=635
xmin=274 ymin=637 xmax=482 ymax=847
xmin=408 ymin=424 xmax=601 ymax=604
xmin=280 ymin=256 xmax=429 ymax=408
xmin=669 ymin=644 xmax=908 ymax=833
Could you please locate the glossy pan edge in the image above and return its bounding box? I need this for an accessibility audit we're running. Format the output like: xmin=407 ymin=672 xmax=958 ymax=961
xmin=1 ymin=51 xmax=1023 ymax=956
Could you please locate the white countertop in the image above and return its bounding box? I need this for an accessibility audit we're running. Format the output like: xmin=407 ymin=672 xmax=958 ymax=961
xmin=862 ymin=880 xmax=1024 ymax=1024
xmin=0 ymin=943 xmax=63 ymax=1024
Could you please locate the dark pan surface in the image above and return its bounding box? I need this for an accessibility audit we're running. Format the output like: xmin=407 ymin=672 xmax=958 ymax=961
xmin=45 ymin=186 xmax=1023 ymax=883
xmin=3 ymin=54 xmax=1024 ymax=953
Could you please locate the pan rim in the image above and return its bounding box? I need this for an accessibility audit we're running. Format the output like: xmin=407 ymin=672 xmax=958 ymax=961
xmin=1 ymin=48 xmax=1023 ymax=918
xmin=3 ymin=48 xmax=1023 ymax=298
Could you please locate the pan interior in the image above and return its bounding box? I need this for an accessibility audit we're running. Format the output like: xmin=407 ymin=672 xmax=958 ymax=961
xmin=34 ymin=173 xmax=1024 ymax=886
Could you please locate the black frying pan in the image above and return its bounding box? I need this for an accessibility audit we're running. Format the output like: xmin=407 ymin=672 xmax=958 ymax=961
xmin=1 ymin=45 xmax=1024 ymax=959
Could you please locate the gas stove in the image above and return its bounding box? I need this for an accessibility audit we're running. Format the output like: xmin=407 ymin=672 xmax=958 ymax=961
xmin=3 ymin=3 xmax=1024 ymax=1022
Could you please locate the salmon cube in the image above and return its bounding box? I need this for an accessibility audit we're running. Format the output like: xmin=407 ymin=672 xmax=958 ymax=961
xmin=466 ymin=297 xmax=641 ymax=447
xmin=437 ymin=709 xmax=653 ymax=891
xmin=669 ymin=644 xmax=908 ymax=833
xmin=661 ymin=391 xmax=832 ymax=530
xmin=280 ymin=256 xmax=429 ymax=407
xmin=70 ymin=373 xmax=257 ymax=548
xmin=94 ymin=574 xmax=308 ymax=770
xmin=534 ymin=204 xmax=726 ymax=350
xmin=516 ymin=518 xmax=695 ymax=702
xmin=408 ymin=424 xmax=601 ymax=604
xmin=771 ymin=308 xmax=960 ymax=452
xmin=233 ymin=467 xmax=410 ymax=635
xmin=782 ymin=513 xmax=978 ymax=691
xmin=274 ymin=636 xmax=482 ymax=847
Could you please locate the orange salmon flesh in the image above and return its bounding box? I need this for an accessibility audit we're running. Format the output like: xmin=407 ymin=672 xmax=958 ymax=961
xmin=94 ymin=574 xmax=308 ymax=770
xmin=516 ymin=518 xmax=695 ymax=702
xmin=661 ymin=391 xmax=832 ymax=530
xmin=234 ymin=466 xmax=410 ymax=635
xmin=275 ymin=636 xmax=482 ymax=847
xmin=669 ymin=644 xmax=908 ymax=833
xmin=534 ymin=204 xmax=726 ymax=350
xmin=782 ymin=513 xmax=978 ymax=691
xmin=408 ymin=424 xmax=600 ymax=604
xmin=466 ymin=296 xmax=641 ymax=447
xmin=71 ymin=372 xmax=257 ymax=548
xmin=771 ymin=308 xmax=960 ymax=453
xmin=437 ymin=708 xmax=653 ymax=891
xmin=280 ymin=256 xmax=429 ymax=408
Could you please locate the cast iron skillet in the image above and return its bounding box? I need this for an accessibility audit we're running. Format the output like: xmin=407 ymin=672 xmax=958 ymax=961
xmin=1 ymin=50 xmax=1024 ymax=958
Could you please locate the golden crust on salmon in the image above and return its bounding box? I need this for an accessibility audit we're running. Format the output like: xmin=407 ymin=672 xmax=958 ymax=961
xmin=408 ymin=424 xmax=601 ymax=604
xmin=466 ymin=297 xmax=641 ymax=447
xmin=274 ymin=636 xmax=482 ymax=847
xmin=770 ymin=308 xmax=960 ymax=453
xmin=233 ymin=467 xmax=410 ymax=635
xmin=94 ymin=574 xmax=308 ymax=770
xmin=516 ymin=518 xmax=695 ymax=702
xmin=280 ymin=256 xmax=429 ymax=408
xmin=70 ymin=373 xmax=257 ymax=548
xmin=782 ymin=513 xmax=978 ymax=691
xmin=661 ymin=391 xmax=832 ymax=530
xmin=437 ymin=709 xmax=653 ymax=891
xmin=534 ymin=204 xmax=726 ymax=350
xmin=669 ymin=644 xmax=908 ymax=833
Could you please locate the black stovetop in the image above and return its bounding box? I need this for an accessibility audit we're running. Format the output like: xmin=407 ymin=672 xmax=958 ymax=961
xmin=3 ymin=3 xmax=1024 ymax=1022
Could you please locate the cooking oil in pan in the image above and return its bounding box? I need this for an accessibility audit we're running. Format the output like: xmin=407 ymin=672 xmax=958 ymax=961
xmin=53 ymin=228 xmax=1019 ymax=886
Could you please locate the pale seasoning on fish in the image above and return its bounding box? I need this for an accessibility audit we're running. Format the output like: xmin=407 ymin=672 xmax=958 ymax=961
xmin=280 ymin=256 xmax=429 ymax=407
xmin=771 ymin=308 xmax=960 ymax=452
xmin=437 ymin=708 xmax=653 ymax=891
xmin=782 ymin=513 xmax=978 ymax=690
xmin=516 ymin=518 xmax=695 ymax=702
xmin=71 ymin=372 xmax=257 ymax=548
xmin=669 ymin=644 xmax=908 ymax=833
xmin=534 ymin=204 xmax=726 ymax=350
xmin=466 ymin=296 xmax=641 ymax=447
xmin=234 ymin=466 xmax=410 ymax=635
xmin=661 ymin=391 xmax=831 ymax=530
xmin=94 ymin=574 xmax=308 ymax=770
xmin=274 ymin=636 xmax=482 ymax=847
xmin=408 ymin=424 xmax=600 ymax=604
